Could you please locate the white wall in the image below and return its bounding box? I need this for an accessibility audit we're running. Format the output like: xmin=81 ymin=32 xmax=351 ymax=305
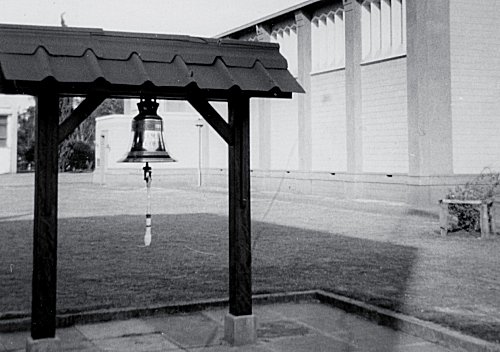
xmin=310 ymin=69 xmax=347 ymax=172
xmin=95 ymin=114 xmax=133 ymax=170
xmin=250 ymin=98 xmax=261 ymax=170
xmin=361 ymin=57 xmax=408 ymax=173
xmin=269 ymin=21 xmax=300 ymax=171
xmin=0 ymin=97 xmax=13 ymax=174
xmin=268 ymin=96 xmax=299 ymax=171
xmin=0 ymin=143 xmax=11 ymax=175
xmin=450 ymin=0 xmax=500 ymax=174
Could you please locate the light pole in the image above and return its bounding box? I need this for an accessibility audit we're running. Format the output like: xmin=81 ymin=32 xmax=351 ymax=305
xmin=196 ymin=118 xmax=204 ymax=187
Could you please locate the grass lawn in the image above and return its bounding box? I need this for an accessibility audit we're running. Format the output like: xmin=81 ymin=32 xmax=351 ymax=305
xmin=1 ymin=212 xmax=499 ymax=343
xmin=0 ymin=178 xmax=499 ymax=344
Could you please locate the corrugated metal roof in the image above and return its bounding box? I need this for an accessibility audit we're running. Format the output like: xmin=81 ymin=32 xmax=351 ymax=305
xmin=0 ymin=24 xmax=303 ymax=98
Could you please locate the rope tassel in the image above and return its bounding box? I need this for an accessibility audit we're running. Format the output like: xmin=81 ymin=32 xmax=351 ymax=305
xmin=145 ymin=214 xmax=152 ymax=246
xmin=144 ymin=162 xmax=152 ymax=246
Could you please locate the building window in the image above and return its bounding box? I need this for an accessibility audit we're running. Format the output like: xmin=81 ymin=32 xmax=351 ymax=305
xmin=311 ymin=9 xmax=345 ymax=72
xmin=271 ymin=25 xmax=298 ymax=77
xmin=362 ymin=0 xmax=406 ymax=61
xmin=0 ymin=115 xmax=7 ymax=147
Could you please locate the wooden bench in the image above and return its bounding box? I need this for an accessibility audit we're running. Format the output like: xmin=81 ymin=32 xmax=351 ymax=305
xmin=439 ymin=198 xmax=496 ymax=238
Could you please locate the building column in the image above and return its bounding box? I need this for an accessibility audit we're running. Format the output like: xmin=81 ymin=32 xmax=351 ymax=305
xmin=256 ymin=25 xmax=272 ymax=170
xmin=295 ymin=11 xmax=312 ymax=171
xmin=344 ymin=0 xmax=363 ymax=197
xmin=406 ymin=0 xmax=453 ymax=206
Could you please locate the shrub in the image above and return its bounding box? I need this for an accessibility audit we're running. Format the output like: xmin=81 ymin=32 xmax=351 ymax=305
xmin=66 ymin=141 xmax=94 ymax=171
xmin=446 ymin=169 xmax=500 ymax=232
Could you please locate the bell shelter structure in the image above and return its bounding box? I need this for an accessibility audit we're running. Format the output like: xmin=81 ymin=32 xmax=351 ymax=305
xmin=0 ymin=23 xmax=303 ymax=351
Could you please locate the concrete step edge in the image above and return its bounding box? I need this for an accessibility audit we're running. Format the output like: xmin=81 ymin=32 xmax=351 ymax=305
xmin=315 ymin=290 xmax=500 ymax=352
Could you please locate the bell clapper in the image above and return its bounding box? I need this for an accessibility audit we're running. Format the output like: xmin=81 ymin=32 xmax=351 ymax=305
xmin=143 ymin=162 xmax=152 ymax=246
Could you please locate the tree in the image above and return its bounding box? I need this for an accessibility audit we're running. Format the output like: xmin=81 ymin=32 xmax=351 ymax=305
xmin=16 ymin=97 xmax=124 ymax=172
xmin=17 ymin=105 xmax=36 ymax=171
xmin=58 ymin=98 xmax=123 ymax=171
xmin=58 ymin=97 xmax=74 ymax=171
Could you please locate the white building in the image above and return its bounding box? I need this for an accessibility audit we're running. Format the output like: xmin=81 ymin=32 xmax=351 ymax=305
xmin=0 ymin=95 xmax=17 ymax=174
xmin=95 ymin=0 xmax=500 ymax=208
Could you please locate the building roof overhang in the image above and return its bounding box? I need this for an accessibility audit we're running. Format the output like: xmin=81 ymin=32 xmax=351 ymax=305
xmin=0 ymin=24 xmax=303 ymax=99
xmin=215 ymin=0 xmax=329 ymax=39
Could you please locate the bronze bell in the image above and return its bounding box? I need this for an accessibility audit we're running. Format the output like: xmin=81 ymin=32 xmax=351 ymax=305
xmin=120 ymin=98 xmax=176 ymax=163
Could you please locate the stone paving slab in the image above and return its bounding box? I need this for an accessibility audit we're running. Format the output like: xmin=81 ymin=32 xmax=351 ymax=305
xmin=56 ymin=328 xmax=97 ymax=351
xmin=0 ymin=331 xmax=26 ymax=351
xmin=264 ymin=334 xmax=354 ymax=352
xmin=90 ymin=333 xmax=180 ymax=352
xmin=75 ymin=319 xmax=158 ymax=340
xmin=0 ymin=302 xmax=454 ymax=352
xmin=147 ymin=313 xmax=222 ymax=348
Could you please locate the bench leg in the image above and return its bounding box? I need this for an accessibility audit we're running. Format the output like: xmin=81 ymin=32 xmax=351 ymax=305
xmin=480 ymin=203 xmax=495 ymax=239
xmin=439 ymin=202 xmax=449 ymax=237
xmin=480 ymin=203 xmax=487 ymax=238
xmin=490 ymin=204 xmax=497 ymax=236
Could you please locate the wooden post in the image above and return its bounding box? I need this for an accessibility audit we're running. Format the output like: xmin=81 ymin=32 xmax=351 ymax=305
xmin=228 ymin=92 xmax=252 ymax=316
xmin=225 ymin=92 xmax=256 ymax=346
xmin=31 ymin=92 xmax=59 ymax=340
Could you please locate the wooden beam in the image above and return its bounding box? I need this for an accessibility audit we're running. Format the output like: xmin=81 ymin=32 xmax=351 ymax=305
xmin=228 ymin=93 xmax=252 ymax=316
xmin=187 ymin=90 xmax=233 ymax=146
xmin=58 ymin=94 xmax=106 ymax=144
xmin=32 ymin=92 xmax=59 ymax=339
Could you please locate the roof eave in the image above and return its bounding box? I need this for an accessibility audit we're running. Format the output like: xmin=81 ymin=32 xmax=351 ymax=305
xmin=0 ymin=79 xmax=297 ymax=100
xmin=215 ymin=0 xmax=328 ymax=38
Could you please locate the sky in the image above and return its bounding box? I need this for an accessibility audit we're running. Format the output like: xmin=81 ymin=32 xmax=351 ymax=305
xmin=0 ymin=0 xmax=306 ymax=37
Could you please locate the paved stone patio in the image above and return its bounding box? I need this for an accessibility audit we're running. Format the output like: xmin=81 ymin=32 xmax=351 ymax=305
xmin=0 ymin=302 xmax=452 ymax=352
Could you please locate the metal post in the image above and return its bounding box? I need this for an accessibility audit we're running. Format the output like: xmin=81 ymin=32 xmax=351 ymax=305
xmin=196 ymin=118 xmax=204 ymax=187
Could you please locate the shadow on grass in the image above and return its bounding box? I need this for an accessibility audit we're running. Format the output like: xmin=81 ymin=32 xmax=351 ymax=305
xmin=1 ymin=213 xmax=416 ymax=313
